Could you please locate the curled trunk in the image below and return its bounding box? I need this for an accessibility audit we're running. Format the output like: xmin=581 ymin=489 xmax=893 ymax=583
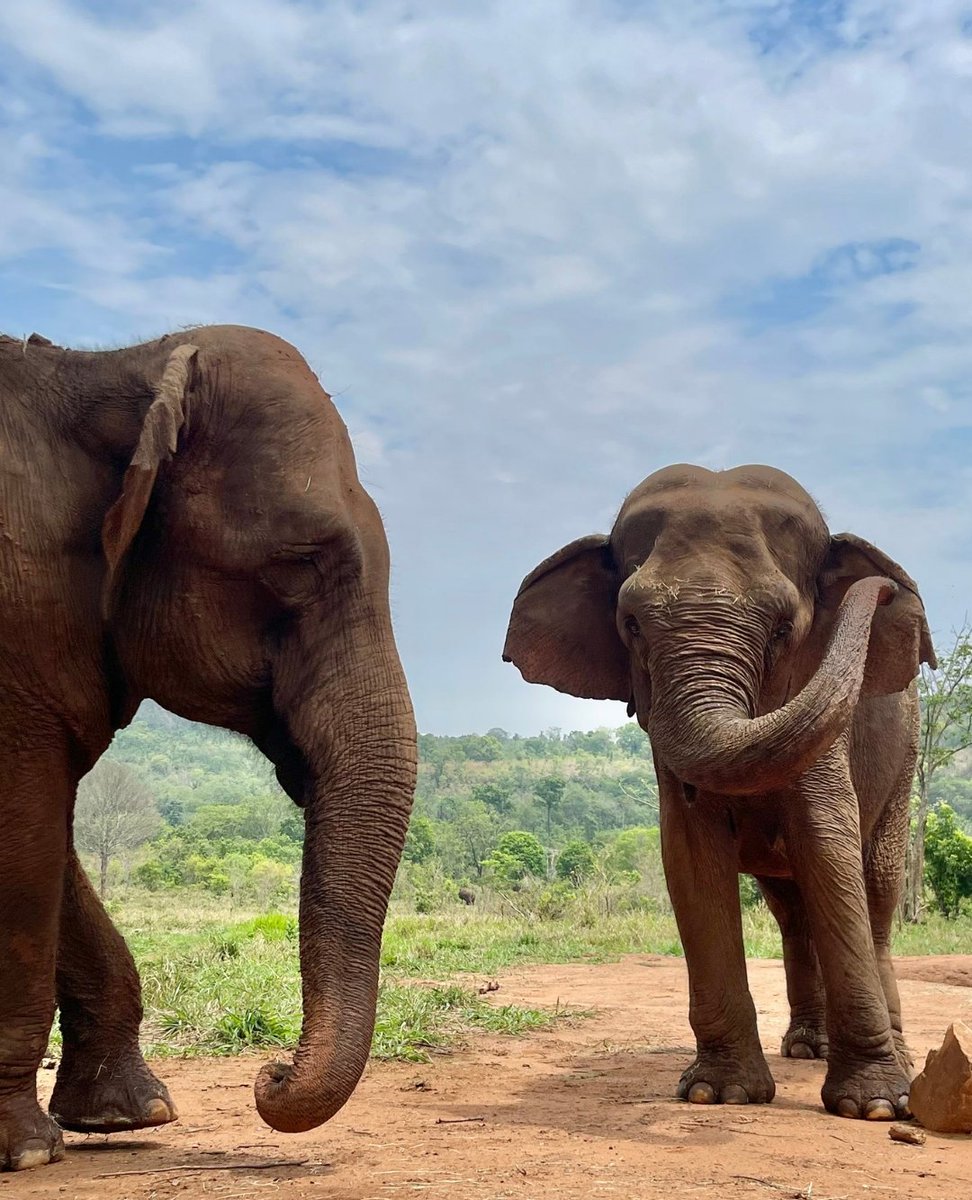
xmin=648 ymin=576 xmax=895 ymax=796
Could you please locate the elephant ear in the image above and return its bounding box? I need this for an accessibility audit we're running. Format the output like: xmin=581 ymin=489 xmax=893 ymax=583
xmin=101 ymin=343 xmax=199 ymax=618
xmin=502 ymin=535 xmax=630 ymax=701
xmin=814 ymin=532 xmax=936 ymax=696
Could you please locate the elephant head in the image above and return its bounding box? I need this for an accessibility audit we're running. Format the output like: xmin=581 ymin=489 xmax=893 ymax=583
xmin=93 ymin=326 xmax=417 ymax=1132
xmin=504 ymin=464 xmax=934 ymax=795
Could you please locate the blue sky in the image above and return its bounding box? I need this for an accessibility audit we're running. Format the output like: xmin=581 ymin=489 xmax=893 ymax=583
xmin=2 ymin=1 xmax=972 ymax=735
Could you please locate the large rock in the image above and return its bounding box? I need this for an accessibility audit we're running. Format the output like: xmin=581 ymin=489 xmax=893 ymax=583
xmin=910 ymin=1023 xmax=972 ymax=1134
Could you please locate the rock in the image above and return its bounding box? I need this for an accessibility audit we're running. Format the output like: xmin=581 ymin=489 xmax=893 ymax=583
xmin=910 ymin=1023 xmax=972 ymax=1134
xmin=889 ymin=1123 xmax=925 ymax=1145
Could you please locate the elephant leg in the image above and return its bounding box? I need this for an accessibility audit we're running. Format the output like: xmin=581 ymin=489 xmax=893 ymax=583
xmin=49 ymin=851 xmax=177 ymax=1133
xmin=0 ymin=747 xmax=69 ymax=1171
xmin=659 ymin=768 xmax=774 ymax=1106
xmin=863 ymin=785 xmax=912 ymax=1076
xmin=756 ymin=877 xmax=828 ymax=1059
xmin=784 ymin=736 xmax=909 ymax=1120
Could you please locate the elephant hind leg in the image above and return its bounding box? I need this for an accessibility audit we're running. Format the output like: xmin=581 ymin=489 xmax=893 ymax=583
xmin=757 ymin=876 xmax=828 ymax=1060
xmin=863 ymin=785 xmax=913 ymax=1076
xmin=49 ymin=851 xmax=177 ymax=1134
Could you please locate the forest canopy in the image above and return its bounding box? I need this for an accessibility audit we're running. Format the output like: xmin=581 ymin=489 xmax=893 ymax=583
xmin=82 ymin=697 xmax=972 ymax=919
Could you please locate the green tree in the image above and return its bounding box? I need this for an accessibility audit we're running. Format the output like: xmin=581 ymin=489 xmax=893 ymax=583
xmin=440 ymin=801 xmax=502 ymax=878
xmin=472 ymin=781 xmax=513 ymax=814
xmin=903 ymin=628 xmax=972 ymax=921
xmin=459 ymin=735 xmax=503 ymax=762
xmin=615 ymin=722 xmax=650 ymax=756
xmin=484 ymin=831 xmax=546 ymax=886
xmin=534 ymin=776 xmax=566 ymax=843
xmin=556 ymin=839 xmax=595 ymax=885
xmin=603 ymin=826 xmax=660 ymax=877
xmin=924 ymin=804 xmax=972 ymax=918
xmin=403 ymin=815 xmax=436 ymax=864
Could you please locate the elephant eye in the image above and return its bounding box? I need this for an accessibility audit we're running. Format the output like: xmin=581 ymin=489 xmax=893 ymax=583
xmin=773 ymin=620 xmax=794 ymax=641
xmin=624 ymin=615 xmax=642 ymax=638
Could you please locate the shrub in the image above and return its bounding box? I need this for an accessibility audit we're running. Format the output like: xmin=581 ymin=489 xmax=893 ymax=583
xmin=738 ymin=874 xmax=764 ymax=910
xmin=485 ymin=832 xmax=546 ymax=885
xmin=556 ymin=839 xmax=596 ymax=885
xmin=925 ymin=804 xmax=972 ymax=919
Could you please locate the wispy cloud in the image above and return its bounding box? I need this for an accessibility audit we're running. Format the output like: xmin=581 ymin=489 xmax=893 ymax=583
xmin=2 ymin=1 xmax=972 ymax=732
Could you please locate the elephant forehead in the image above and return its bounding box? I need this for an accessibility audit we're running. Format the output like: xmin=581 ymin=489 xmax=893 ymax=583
xmin=614 ymin=489 xmax=827 ymax=567
xmin=625 ymin=462 xmax=818 ymax=506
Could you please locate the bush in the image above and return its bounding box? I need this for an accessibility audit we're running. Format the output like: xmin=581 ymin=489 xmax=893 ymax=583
xmin=556 ymin=839 xmax=596 ymax=885
xmin=483 ymin=831 xmax=546 ymax=887
xmin=739 ymin=874 xmax=763 ymax=910
xmin=925 ymin=804 xmax=972 ymax=919
xmin=535 ymin=880 xmax=575 ymax=920
xmin=602 ymin=826 xmax=660 ymax=878
xmin=403 ymin=815 xmax=437 ymax=864
xmin=397 ymin=862 xmax=460 ymax=913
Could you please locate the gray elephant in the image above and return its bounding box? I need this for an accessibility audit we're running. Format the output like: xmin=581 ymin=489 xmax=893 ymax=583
xmin=0 ymin=326 xmax=416 ymax=1170
xmin=504 ymin=464 xmax=933 ymax=1120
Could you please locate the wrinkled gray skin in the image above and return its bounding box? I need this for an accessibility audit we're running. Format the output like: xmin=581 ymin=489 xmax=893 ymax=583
xmin=504 ymin=464 xmax=934 ymax=1121
xmin=0 ymin=327 xmax=416 ymax=1170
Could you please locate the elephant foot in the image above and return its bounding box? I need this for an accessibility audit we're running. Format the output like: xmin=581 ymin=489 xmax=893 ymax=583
xmin=50 ymin=1049 xmax=177 ymax=1134
xmin=821 ymin=1055 xmax=911 ymax=1121
xmin=677 ymin=1050 xmax=776 ymax=1106
xmin=893 ymin=1031 xmax=914 ymax=1074
xmin=0 ymin=1090 xmax=65 ymax=1171
xmin=781 ymin=1021 xmax=829 ymax=1060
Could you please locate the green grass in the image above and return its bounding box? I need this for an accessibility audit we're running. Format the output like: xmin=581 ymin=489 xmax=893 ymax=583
xmin=373 ymin=983 xmax=560 ymax=1061
xmin=47 ymin=890 xmax=971 ymax=1064
xmin=889 ymin=910 xmax=972 ymax=955
xmin=131 ymin=924 xmax=566 ymax=1062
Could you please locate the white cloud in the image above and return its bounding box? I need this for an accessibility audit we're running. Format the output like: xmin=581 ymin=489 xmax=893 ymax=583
xmin=2 ymin=1 xmax=972 ymax=731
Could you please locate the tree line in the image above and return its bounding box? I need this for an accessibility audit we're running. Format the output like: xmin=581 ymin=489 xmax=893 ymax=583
xmin=75 ymin=628 xmax=972 ymax=921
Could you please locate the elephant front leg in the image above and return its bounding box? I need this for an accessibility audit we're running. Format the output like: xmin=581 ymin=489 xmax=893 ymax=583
xmin=785 ymin=737 xmax=909 ymax=1120
xmin=0 ymin=748 xmax=69 ymax=1171
xmin=49 ymin=851 xmax=177 ymax=1134
xmin=757 ymin=877 xmax=829 ymax=1060
xmin=659 ymin=769 xmax=775 ymax=1106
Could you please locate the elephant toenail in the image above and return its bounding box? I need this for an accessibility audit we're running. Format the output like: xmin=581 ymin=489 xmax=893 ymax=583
xmin=864 ymin=1099 xmax=896 ymax=1121
xmin=790 ymin=1042 xmax=814 ymax=1059
xmin=723 ymin=1085 xmax=749 ymax=1104
xmin=896 ymin=1095 xmax=912 ymax=1118
xmin=687 ymin=1082 xmax=716 ymax=1104
xmin=836 ymin=1098 xmax=859 ymax=1118
xmin=12 ymin=1146 xmax=52 ymax=1171
xmin=145 ymin=1099 xmax=175 ymax=1123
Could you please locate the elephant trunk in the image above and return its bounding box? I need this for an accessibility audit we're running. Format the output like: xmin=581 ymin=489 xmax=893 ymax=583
xmin=648 ymin=576 xmax=895 ymax=796
xmin=254 ymin=645 xmax=417 ymax=1133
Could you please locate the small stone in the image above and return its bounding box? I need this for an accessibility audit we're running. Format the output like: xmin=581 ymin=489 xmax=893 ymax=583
xmin=889 ymin=1123 xmax=925 ymax=1145
xmin=41 ymin=1058 xmax=57 ymax=1070
xmin=910 ymin=1023 xmax=972 ymax=1134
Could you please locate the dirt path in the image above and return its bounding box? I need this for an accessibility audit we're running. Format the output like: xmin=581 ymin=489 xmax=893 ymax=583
xmin=15 ymin=955 xmax=972 ymax=1200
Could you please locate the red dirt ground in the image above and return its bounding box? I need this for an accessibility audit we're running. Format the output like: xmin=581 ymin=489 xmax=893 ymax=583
xmin=14 ymin=955 xmax=972 ymax=1200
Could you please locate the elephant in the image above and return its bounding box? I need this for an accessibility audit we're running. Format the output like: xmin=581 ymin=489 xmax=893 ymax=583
xmin=503 ymin=464 xmax=934 ymax=1121
xmin=0 ymin=326 xmax=417 ymax=1170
